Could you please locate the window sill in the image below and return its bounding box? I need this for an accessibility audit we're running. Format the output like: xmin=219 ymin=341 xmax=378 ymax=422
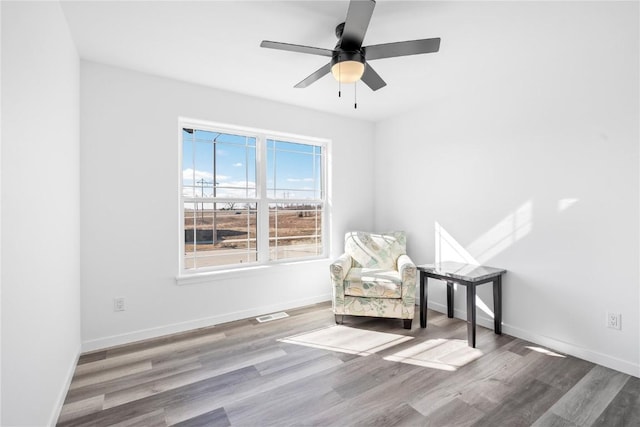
xmin=176 ymin=257 xmax=329 ymax=286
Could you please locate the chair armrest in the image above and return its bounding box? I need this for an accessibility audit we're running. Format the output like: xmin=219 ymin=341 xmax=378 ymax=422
xmin=397 ymin=254 xmax=417 ymax=306
xmin=397 ymin=254 xmax=417 ymax=285
xmin=330 ymin=253 xmax=352 ymax=282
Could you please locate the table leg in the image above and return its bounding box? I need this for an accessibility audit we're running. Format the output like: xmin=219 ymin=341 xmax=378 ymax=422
xmin=446 ymin=281 xmax=454 ymax=318
xmin=466 ymin=283 xmax=476 ymax=348
xmin=493 ymin=275 xmax=502 ymax=335
xmin=420 ymin=272 xmax=428 ymax=328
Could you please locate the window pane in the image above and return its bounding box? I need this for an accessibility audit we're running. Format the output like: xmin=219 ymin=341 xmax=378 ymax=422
xmin=269 ymin=203 xmax=323 ymax=261
xmin=194 ymin=141 xmax=214 ymax=197
xmin=182 ymin=130 xmax=196 ymax=198
xmin=267 ymin=139 xmax=322 ymax=200
xmin=184 ymin=202 xmax=257 ymax=268
xmin=184 ymin=131 xmax=257 ymax=200
xmin=214 ymin=139 xmax=256 ymax=198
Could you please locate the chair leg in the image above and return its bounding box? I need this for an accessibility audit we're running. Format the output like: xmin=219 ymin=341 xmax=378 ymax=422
xmin=403 ymin=319 xmax=412 ymax=330
xmin=335 ymin=314 xmax=344 ymax=325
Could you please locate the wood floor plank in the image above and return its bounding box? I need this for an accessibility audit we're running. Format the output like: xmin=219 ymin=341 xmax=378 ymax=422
xmin=103 ymin=346 xmax=287 ymax=409
xmin=163 ymin=353 xmax=344 ymax=425
xmin=77 ymin=351 xmax=107 ymax=365
xmin=514 ymin=346 xmax=595 ymax=392
xmin=530 ymin=412 xmax=578 ymax=427
xmin=455 ymin=349 xmax=544 ymax=413
xmin=421 ymin=398 xmax=484 ymax=427
xmin=591 ymin=375 xmax=640 ymax=427
xmin=75 ymin=332 xmax=225 ymax=376
xmin=317 ymin=347 xmax=422 ymax=398
xmin=108 ymin=409 xmax=167 ymax=427
xmin=58 ymin=366 xmax=260 ymax=427
xmin=224 ymin=378 xmax=342 ymax=425
xmin=472 ymin=378 xmax=564 ymax=426
xmin=64 ymin=357 xmax=202 ymax=405
xmin=305 ymin=358 xmax=450 ymax=425
xmin=409 ymin=338 xmax=522 ymax=416
xmin=171 ymin=407 xmax=230 ymax=427
xmin=56 ymin=303 xmax=640 ymax=427
xmin=354 ymin=403 xmax=427 ymax=427
xmin=253 ymin=342 xmax=336 ymax=376
xmin=532 ymin=365 xmax=631 ymax=426
xmin=69 ymin=360 xmax=153 ymax=390
xmin=57 ymin=395 xmax=105 ymax=424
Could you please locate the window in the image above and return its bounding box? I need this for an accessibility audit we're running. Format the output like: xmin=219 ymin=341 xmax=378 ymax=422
xmin=180 ymin=120 xmax=327 ymax=273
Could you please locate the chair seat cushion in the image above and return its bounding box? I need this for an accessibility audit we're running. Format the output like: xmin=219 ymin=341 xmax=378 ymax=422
xmin=344 ymin=268 xmax=402 ymax=298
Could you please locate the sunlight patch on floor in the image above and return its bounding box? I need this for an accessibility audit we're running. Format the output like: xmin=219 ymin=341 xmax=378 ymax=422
xmin=526 ymin=346 xmax=566 ymax=358
xmin=384 ymin=339 xmax=483 ymax=371
xmin=278 ymin=325 xmax=413 ymax=356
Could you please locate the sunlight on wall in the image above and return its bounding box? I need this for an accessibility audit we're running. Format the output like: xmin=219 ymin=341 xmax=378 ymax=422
xmin=434 ymin=222 xmax=477 ymax=265
xmin=434 ymin=221 xmax=494 ymax=317
xmin=558 ymin=198 xmax=579 ymax=212
xmin=434 ymin=200 xmax=533 ymax=318
xmin=467 ymin=200 xmax=533 ymax=264
xmin=435 ymin=200 xmax=532 ymax=266
xmin=384 ymin=339 xmax=483 ymax=371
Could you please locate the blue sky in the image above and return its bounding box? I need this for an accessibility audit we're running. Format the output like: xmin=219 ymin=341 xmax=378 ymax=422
xmin=182 ymin=129 xmax=322 ymax=200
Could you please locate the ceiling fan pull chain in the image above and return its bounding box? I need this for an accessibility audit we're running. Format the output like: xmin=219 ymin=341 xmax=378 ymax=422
xmin=338 ymin=61 xmax=342 ymax=97
xmin=354 ymin=81 xmax=357 ymax=109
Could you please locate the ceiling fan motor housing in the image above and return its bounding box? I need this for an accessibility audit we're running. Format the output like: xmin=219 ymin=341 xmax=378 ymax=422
xmin=331 ymin=50 xmax=365 ymax=68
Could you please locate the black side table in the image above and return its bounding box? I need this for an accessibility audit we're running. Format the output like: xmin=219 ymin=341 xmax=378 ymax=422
xmin=417 ymin=261 xmax=507 ymax=348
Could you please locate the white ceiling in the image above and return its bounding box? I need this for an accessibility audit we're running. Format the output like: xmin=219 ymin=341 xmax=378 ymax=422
xmin=59 ymin=0 xmax=507 ymax=122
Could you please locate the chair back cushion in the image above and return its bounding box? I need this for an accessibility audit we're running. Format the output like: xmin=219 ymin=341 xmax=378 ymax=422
xmin=344 ymin=231 xmax=406 ymax=270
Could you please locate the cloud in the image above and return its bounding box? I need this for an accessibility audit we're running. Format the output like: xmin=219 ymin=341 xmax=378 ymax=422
xmin=183 ymin=168 xmax=213 ymax=182
xmin=286 ymin=178 xmax=314 ymax=182
xmin=233 ymin=162 xmax=243 ymax=167
xmin=183 ymin=168 xmax=229 ymax=183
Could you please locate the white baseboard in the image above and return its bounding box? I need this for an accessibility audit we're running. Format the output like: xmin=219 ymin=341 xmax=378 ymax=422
xmin=427 ymin=301 xmax=640 ymax=378
xmin=48 ymin=344 xmax=81 ymax=427
xmin=81 ymin=294 xmax=332 ymax=353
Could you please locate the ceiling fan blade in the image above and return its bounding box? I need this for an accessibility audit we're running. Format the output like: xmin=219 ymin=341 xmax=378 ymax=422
xmin=361 ymin=63 xmax=386 ymax=91
xmin=339 ymin=0 xmax=376 ymax=50
xmin=294 ymin=63 xmax=332 ymax=88
xmin=364 ymin=38 xmax=441 ymax=61
xmin=260 ymin=41 xmax=334 ymax=57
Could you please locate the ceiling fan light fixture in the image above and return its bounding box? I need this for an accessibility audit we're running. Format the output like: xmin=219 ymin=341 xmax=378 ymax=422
xmin=331 ymin=60 xmax=365 ymax=83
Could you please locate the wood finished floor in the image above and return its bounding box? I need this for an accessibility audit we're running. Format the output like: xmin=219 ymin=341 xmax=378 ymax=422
xmin=58 ymin=303 xmax=639 ymax=426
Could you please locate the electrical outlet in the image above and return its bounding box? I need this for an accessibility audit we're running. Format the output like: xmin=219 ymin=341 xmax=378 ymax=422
xmin=114 ymin=297 xmax=125 ymax=312
xmin=606 ymin=312 xmax=621 ymax=330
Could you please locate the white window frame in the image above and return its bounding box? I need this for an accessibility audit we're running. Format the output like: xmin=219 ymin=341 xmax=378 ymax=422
xmin=177 ymin=118 xmax=330 ymax=280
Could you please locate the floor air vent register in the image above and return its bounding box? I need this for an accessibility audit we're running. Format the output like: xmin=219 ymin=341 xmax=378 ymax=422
xmin=256 ymin=312 xmax=289 ymax=323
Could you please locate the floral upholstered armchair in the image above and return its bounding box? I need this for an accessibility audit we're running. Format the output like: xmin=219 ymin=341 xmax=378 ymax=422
xmin=330 ymin=231 xmax=417 ymax=329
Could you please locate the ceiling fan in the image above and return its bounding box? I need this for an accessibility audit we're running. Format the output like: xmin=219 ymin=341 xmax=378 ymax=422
xmin=260 ymin=0 xmax=441 ymax=93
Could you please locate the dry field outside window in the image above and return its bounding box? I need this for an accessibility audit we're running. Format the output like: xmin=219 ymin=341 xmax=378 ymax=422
xmin=184 ymin=208 xmax=322 ymax=252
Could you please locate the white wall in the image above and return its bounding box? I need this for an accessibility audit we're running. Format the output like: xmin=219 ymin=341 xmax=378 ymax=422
xmin=1 ymin=1 xmax=81 ymax=425
xmin=374 ymin=1 xmax=639 ymax=376
xmin=80 ymin=62 xmax=374 ymax=350
xmin=0 ymin=3 xmax=3 ymax=423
